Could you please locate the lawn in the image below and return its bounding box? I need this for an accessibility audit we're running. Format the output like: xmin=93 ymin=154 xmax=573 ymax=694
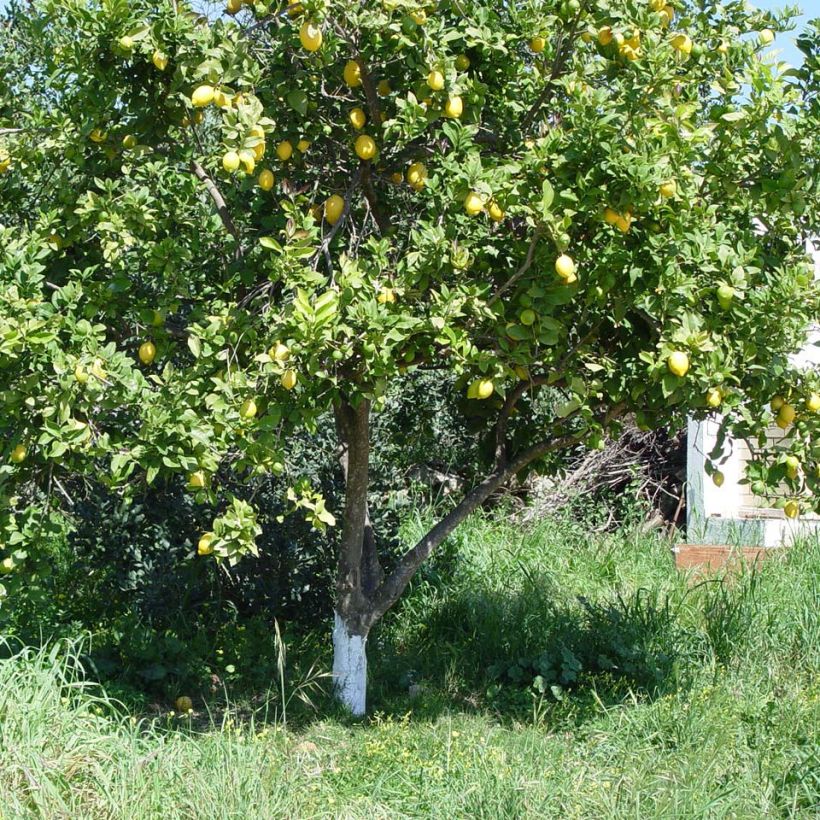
xmin=1 ymin=513 xmax=818 ymax=818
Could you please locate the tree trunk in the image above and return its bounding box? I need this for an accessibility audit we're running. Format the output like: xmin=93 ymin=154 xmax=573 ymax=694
xmin=332 ymin=398 xmax=378 ymax=715
xmin=332 ymin=611 xmax=368 ymax=715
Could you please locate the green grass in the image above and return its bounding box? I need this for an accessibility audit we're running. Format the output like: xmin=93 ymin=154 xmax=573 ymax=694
xmin=1 ymin=513 xmax=819 ymax=818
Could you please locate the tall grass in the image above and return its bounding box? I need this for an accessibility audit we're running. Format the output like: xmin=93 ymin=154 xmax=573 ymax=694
xmin=1 ymin=513 xmax=818 ymax=818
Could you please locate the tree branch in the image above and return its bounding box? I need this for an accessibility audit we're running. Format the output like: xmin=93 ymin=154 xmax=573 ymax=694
xmin=189 ymin=160 xmax=242 ymax=259
xmin=488 ymin=229 xmax=543 ymax=305
xmin=494 ymin=376 xmax=552 ymax=467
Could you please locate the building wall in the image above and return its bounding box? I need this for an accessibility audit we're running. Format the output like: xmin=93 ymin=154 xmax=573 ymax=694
xmin=686 ymin=239 xmax=820 ymax=547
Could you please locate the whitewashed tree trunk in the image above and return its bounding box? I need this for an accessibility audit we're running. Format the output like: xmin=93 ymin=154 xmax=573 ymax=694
xmin=332 ymin=611 xmax=368 ymax=716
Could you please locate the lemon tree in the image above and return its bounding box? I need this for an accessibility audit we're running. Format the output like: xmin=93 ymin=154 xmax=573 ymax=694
xmin=1 ymin=0 xmax=819 ymax=713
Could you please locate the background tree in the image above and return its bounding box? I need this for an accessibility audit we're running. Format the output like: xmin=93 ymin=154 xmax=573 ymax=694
xmin=0 ymin=0 xmax=818 ymax=713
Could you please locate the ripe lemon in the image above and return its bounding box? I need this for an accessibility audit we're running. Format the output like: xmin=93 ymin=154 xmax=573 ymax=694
xmin=455 ymin=54 xmax=470 ymax=71
xmin=188 ymin=470 xmax=208 ymax=489
xmin=410 ymin=10 xmax=426 ymax=25
xmin=227 ymin=0 xmax=241 ymax=12
xmin=712 ymin=470 xmax=725 ymax=487
xmin=667 ymin=351 xmax=689 ymax=377
xmin=377 ymin=79 xmax=392 ymax=96
xmin=343 ymin=59 xmax=362 ymax=87
xmin=281 ymin=370 xmax=298 ymax=390
xmin=784 ymin=500 xmax=799 ymax=519
xmin=488 ymin=200 xmax=505 ymax=222
xmin=530 ymin=36 xmax=546 ymax=53
xmin=258 ymin=169 xmax=274 ymax=190
xmin=75 ymin=365 xmax=89 ymax=384
xmin=191 ymin=85 xmax=215 ymax=107
xmin=806 ymin=393 xmax=820 ymax=413
xmin=604 ymin=207 xmax=620 ymax=225
xmin=377 ymin=288 xmax=396 ymax=304
xmin=349 ymin=107 xmax=367 ymax=130
xmin=598 ymin=26 xmax=613 ymax=46
xmin=670 ymin=33 xmax=693 ymax=55
xmin=427 ymin=69 xmax=445 ymax=91
xmin=238 ymin=150 xmax=256 ymax=174
xmin=770 ymin=396 xmax=785 ymax=412
xmin=138 ymin=341 xmax=156 ymax=365
xmin=759 ymin=28 xmax=774 ymax=46
xmin=706 ymin=388 xmax=722 ymax=408
xmin=276 ymin=140 xmax=293 ymax=161
xmin=325 ymin=194 xmax=345 ymax=224
xmin=390 ymin=171 xmax=403 ymax=184
xmin=554 ymin=254 xmax=576 ymax=280
xmin=354 ymin=134 xmax=376 ymax=160
xmin=297 ymin=139 xmax=310 ymax=152
xmin=464 ymin=191 xmax=484 ymax=216
xmin=443 ymin=95 xmax=463 ymax=118
xmin=89 ymin=128 xmax=106 ymax=143
xmin=476 ymin=379 xmax=494 ymax=400
xmin=239 ymin=397 xmax=258 ymax=420
xmin=118 ymin=35 xmax=133 ymax=52
xmin=122 ymin=134 xmax=137 ymax=149
xmin=776 ymin=404 xmax=796 ymax=429
xmin=269 ymin=341 xmax=290 ymax=361
xmin=175 ymin=695 xmax=193 ymax=712
xmin=659 ymin=180 xmax=676 ymax=198
xmin=300 ymin=20 xmax=323 ymax=52
xmin=152 ymin=51 xmax=168 ymax=71
xmin=614 ymin=213 xmax=631 ymax=233
xmin=649 ymin=0 xmax=665 ymax=10
xmin=406 ymin=162 xmax=427 ymax=187
xmin=0 ymin=557 xmax=14 ymax=574
xmin=10 ymin=444 xmax=27 ymax=464
xmin=197 ymin=533 xmax=215 ymax=555
xmin=252 ymin=142 xmax=266 ymax=160
xmin=222 ymin=151 xmax=240 ymax=172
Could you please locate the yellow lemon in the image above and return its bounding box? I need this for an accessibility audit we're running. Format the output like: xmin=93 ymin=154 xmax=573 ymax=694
xmin=191 ymin=84 xmax=215 ymax=107
xmin=759 ymin=29 xmax=774 ymax=46
xmin=776 ymin=404 xmax=796 ymax=429
xmin=10 ymin=444 xmax=27 ymax=464
xmin=239 ymin=150 xmax=256 ymax=174
xmin=598 ymin=26 xmax=613 ymax=46
xmin=670 ymin=33 xmax=693 ymax=55
xmin=770 ymin=395 xmax=785 ymax=412
xmin=325 ymin=194 xmax=345 ymax=224
xmin=281 ymin=369 xmax=298 ymax=390
xmin=122 ymin=134 xmax=137 ymax=149
xmin=476 ymin=379 xmax=494 ymax=400
xmin=391 ymin=171 xmax=403 ymax=184
xmin=667 ymin=351 xmax=690 ymax=377
xmin=89 ymin=128 xmax=106 ymax=143
xmin=443 ymin=95 xmax=463 ymax=118
xmin=276 ymin=140 xmax=293 ymax=161
xmin=300 ymin=20 xmax=323 ymax=52
xmin=197 ymin=533 xmax=214 ymax=555
xmin=407 ymin=162 xmax=427 ymax=187
xmin=488 ymin=201 xmax=504 ymax=222
xmin=188 ymin=470 xmax=208 ymax=489
xmin=604 ymin=207 xmax=620 ymax=226
xmin=239 ymin=397 xmax=258 ymax=420
xmin=297 ymin=139 xmax=310 ymax=152
xmin=427 ymin=69 xmax=445 ymax=91
xmin=377 ymin=288 xmax=396 ymax=304
xmin=713 ymin=470 xmax=725 ymax=487
xmin=349 ymin=107 xmax=367 ymax=130
xmin=138 ymin=341 xmax=156 ymax=365
xmin=464 ymin=191 xmax=484 ymax=216
xmin=410 ymin=9 xmax=426 ymax=25
xmin=649 ymin=0 xmax=665 ymax=10
xmin=354 ymin=134 xmax=377 ymax=160
xmin=806 ymin=393 xmax=820 ymax=413
xmin=343 ymin=60 xmax=362 ymax=87
xmin=784 ymin=500 xmax=799 ymax=519
xmin=258 ymin=169 xmax=274 ymax=190
xmin=455 ymin=54 xmax=470 ymax=71
xmin=152 ymin=51 xmax=168 ymax=71
xmin=706 ymin=388 xmax=722 ymax=408
xmin=555 ymin=254 xmax=576 ymax=280
xmin=269 ymin=342 xmax=290 ymax=361
xmin=659 ymin=180 xmax=677 ymax=198
xmin=377 ymin=79 xmax=392 ymax=96
xmin=222 ymin=151 xmax=240 ymax=172
xmin=530 ymin=36 xmax=546 ymax=53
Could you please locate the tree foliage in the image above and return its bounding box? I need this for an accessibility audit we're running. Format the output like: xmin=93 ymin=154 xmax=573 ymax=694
xmin=0 ymin=0 xmax=818 ymax=682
